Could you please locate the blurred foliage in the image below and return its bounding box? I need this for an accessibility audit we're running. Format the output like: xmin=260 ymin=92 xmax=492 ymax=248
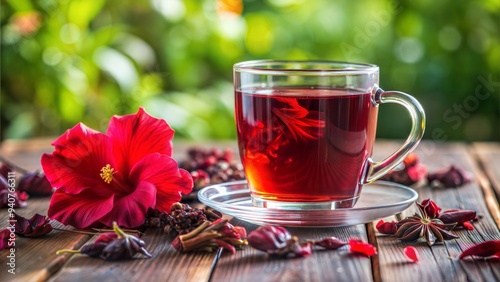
xmin=1 ymin=0 xmax=499 ymax=141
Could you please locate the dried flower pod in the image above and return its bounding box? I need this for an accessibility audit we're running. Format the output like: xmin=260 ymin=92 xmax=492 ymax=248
xmin=349 ymin=239 xmax=377 ymax=257
xmin=376 ymin=220 xmax=398 ymax=235
xmin=427 ymin=165 xmax=471 ymax=188
xmin=309 ymin=237 xmax=347 ymax=250
xmin=418 ymin=199 xmax=441 ymax=219
xmin=80 ymin=242 xmax=108 ymax=258
xmin=276 ymin=236 xmax=312 ymax=257
xmin=459 ymin=240 xmax=500 ymax=259
xmin=57 ymin=222 xmax=152 ymax=261
xmin=404 ymin=246 xmax=419 ymax=262
xmin=172 ymin=219 xmax=247 ymax=254
xmin=94 ymin=232 xmax=118 ymax=244
xmin=247 ymin=225 xmax=292 ymax=253
xmin=100 ymin=235 xmax=151 ymax=261
xmin=13 ymin=212 xmax=53 ymax=237
xmin=438 ymin=209 xmax=476 ymax=226
xmin=393 ymin=204 xmax=459 ymax=246
xmin=18 ymin=172 xmax=53 ymax=197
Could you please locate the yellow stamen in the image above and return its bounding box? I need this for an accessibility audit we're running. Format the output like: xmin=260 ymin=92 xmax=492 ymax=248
xmin=100 ymin=164 xmax=115 ymax=184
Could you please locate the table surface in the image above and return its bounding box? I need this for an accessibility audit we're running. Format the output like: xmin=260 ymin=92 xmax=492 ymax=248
xmin=0 ymin=139 xmax=499 ymax=282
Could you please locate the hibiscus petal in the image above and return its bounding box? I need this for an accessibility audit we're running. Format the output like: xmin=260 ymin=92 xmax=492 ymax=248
xmin=130 ymin=153 xmax=193 ymax=212
xmin=48 ymin=189 xmax=114 ymax=229
xmin=41 ymin=123 xmax=114 ymax=194
xmin=0 ymin=229 xmax=11 ymax=250
xmin=99 ymin=181 xmax=157 ymax=228
xmin=107 ymin=107 xmax=175 ymax=174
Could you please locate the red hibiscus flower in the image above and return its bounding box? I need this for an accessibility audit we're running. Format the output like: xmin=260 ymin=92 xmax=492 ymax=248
xmin=41 ymin=108 xmax=193 ymax=229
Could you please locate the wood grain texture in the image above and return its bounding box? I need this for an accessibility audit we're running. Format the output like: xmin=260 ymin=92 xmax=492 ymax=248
xmin=2 ymin=139 xmax=500 ymax=282
xmin=49 ymin=228 xmax=218 ymax=282
xmin=470 ymin=142 xmax=500 ymax=228
xmin=1 ymin=141 xmax=92 ymax=282
xmin=210 ymin=218 xmax=373 ymax=282
xmin=372 ymin=141 xmax=500 ymax=282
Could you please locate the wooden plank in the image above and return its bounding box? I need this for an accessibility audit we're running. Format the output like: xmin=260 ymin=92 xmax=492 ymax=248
xmin=472 ymin=143 xmax=500 ymax=196
xmin=371 ymin=142 xmax=500 ymax=282
xmin=1 ymin=140 xmax=93 ymax=282
xmin=470 ymin=142 xmax=500 ymax=228
xmin=210 ymin=218 xmax=373 ymax=282
xmin=49 ymin=228 xmax=217 ymax=282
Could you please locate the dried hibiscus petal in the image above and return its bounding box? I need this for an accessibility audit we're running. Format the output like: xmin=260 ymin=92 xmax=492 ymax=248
xmin=349 ymin=239 xmax=377 ymax=257
xmin=462 ymin=221 xmax=474 ymax=230
xmin=379 ymin=153 xmax=427 ymax=186
xmin=459 ymin=240 xmax=500 ymax=260
xmin=0 ymin=176 xmax=28 ymax=209
xmin=376 ymin=220 xmax=398 ymax=235
xmin=0 ymin=163 xmax=14 ymax=179
xmin=247 ymin=226 xmax=313 ymax=258
xmin=404 ymin=246 xmax=419 ymax=262
xmin=418 ymin=199 xmax=441 ymax=219
xmin=309 ymin=237 xmax=347 ymax=250
xmin=438 ymin=209 xmax=476 ymax=226
xmin=1 ymin=229 xmax=12 ymax=250
xmin=13 ymin=212 xmax=53 ymax=237
xmin=427 ymin=165 xmax=470 ymax=188
xmin=18 ymin=172 xmax=53 ymax=197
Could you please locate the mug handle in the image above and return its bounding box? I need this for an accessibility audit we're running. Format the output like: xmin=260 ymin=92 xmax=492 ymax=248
xmin=364 ymin=86 xmax=426 ymax=183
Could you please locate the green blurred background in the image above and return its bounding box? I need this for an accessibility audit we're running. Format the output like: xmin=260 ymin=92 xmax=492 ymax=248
xmin=1 ymin=0 xmax=499 ymax=141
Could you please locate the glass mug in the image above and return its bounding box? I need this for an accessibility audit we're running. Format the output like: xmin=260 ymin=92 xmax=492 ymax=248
xmin=233 ymin=60 xmax=425 ymax=209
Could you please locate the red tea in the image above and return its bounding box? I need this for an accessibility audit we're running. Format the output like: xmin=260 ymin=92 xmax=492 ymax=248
xmin=235 ymin=87 xmax=378 ymax=204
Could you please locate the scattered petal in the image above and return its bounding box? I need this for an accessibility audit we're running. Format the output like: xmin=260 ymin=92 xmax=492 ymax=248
xmin=404 ymin=246 xmax=419 ymax=262
xmin=427 ymin=165 xmax=470 ymax=188
xmin=0 ymin=229 xmax=12 ymax=250
xmin=376 ymin=220 xmax=398 ymax=235
xmin=459 ymin=240 xmax=500 ymax=259
xmin=0 ymin=176 xmax=28 ymax=208
xmin=13 ymin=213 xmax=53 ymax=237
xmin=0 ymin=163 xmax=14 ymax=179
xmin=310 ymin=237 xmax=347 ymax=250
xmin=349 ymin=239 xmax=377 ymax=257
xmin=18 ymin=172 xmax=53 ymax=197
xmin=462 ymin=221 xmax=474 ymax=230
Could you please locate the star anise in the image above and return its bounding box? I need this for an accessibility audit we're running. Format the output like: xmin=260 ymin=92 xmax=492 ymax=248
xmin=393 ymin=204 xmax=459 ymax=246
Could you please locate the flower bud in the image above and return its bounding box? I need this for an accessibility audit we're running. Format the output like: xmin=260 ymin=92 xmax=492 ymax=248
xmin=310 ymin=237 xmax=347 ymax=250
xmin=247 ymin=225 xmax=292 ymax=252
xmin=419 ymin=199 xmax=441 ymax=219
xmin=438 ymin=209 xmax=476 ymax=225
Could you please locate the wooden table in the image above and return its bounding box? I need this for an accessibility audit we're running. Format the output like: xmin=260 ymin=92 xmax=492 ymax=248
xmin=1 ymin=139 xmax=499 ymax=282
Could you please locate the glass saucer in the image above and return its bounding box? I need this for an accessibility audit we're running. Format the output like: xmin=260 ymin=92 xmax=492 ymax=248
xmin=198 ymin=180 xmax=418 ymax=227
